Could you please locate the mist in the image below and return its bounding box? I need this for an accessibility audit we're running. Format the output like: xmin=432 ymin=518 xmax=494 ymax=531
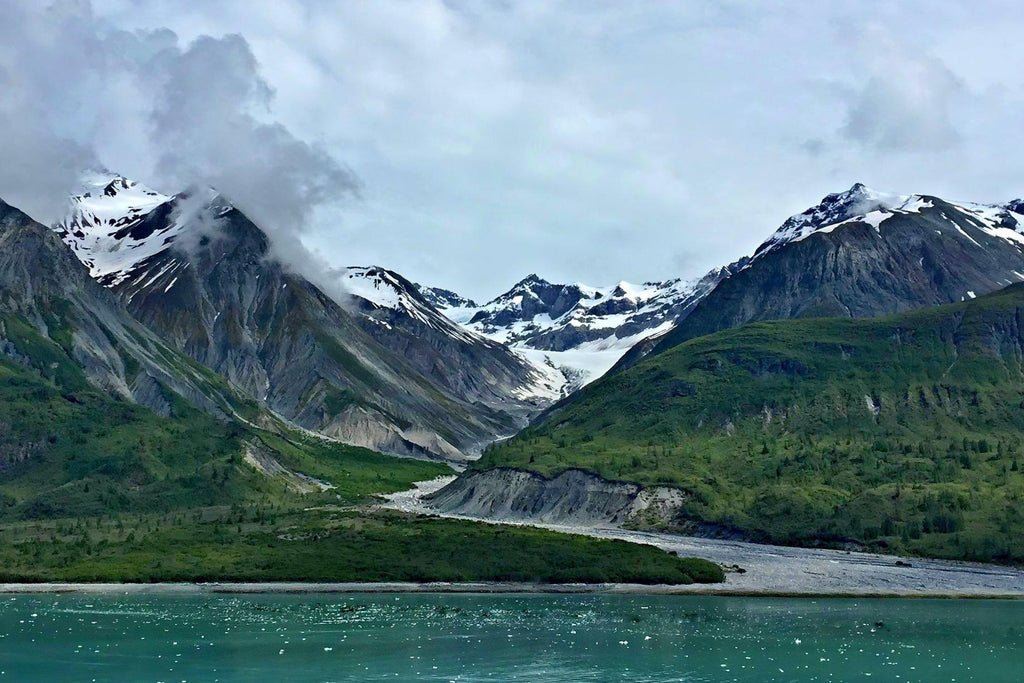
xmin=0 ymin=0 xmax=357 ymax=283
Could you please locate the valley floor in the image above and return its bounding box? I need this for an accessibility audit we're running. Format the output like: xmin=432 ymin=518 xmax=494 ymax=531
xmin=383 ymin=477 xmax=1024 ymax=597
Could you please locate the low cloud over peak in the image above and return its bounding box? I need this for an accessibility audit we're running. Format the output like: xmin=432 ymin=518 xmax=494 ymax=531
xmin=0 ymin=1 xmax=357 ymax=268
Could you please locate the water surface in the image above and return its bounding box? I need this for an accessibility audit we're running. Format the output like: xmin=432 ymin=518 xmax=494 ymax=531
xmin=0 ymin=593 xmax=1019 ymax=681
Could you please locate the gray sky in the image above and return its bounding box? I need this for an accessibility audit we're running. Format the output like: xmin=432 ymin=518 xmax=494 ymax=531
xmin=5 ymin=1 xmax=1024 ymax=301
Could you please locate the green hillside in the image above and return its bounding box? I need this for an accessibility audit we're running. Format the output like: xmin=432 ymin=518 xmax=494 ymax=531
xmin=0 ymin=310 xmax=444 ymax=519
xmin=476 ymin=285 xmax=1024 ymax=563
xmin=0 ymin=312 xmax=717 ymax=585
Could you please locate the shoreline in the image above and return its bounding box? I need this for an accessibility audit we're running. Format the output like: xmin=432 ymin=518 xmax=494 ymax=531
xmin=2 ymin=581 xmax=1023 ymax=598
xmin=381 ymin=477 xmax=1024 ymax=598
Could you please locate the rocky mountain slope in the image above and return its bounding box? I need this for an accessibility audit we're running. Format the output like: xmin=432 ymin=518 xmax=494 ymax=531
xmin=55 ymin=175 xmax=556 ymax=460
xmin=0 ymin=195 xmax=380 ymax=517
xmin=632 ymin=183 xmax=1024 ymax=363
xmin=425 ymin=184 xmax=1024 ymax=391
xmin=0 ymin=197 xmax=256 ymax=421
xmin=340 ymin=266 xmax=561 ymax=411
xmin=470 ymin=284 xmax=1024 ymax=562
xmin=422 ymin=266 xmax=741 ymax=391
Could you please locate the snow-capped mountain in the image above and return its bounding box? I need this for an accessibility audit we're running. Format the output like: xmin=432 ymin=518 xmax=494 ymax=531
xmin=421 ymin=266 xmax=739 ymax=391
xmin=58 ymin=173 xmax=183 ymax=287
xmin=752 ymin=183 xmax=1024 ymax=261
xmin=0 ymin=196 xmax=257 ymax=422
xmin=640 ymin=183 xmax=1024 ymax=362
xmin=339 ymin=265 xmax=563 ymax=403
xmin=52 ymin=173 xmax=558 ymax=460
xmin=414 ymin=284 xmax=477 ymax=310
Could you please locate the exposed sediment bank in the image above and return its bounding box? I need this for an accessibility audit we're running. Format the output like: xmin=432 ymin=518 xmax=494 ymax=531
xmin=384 ymin=473 xmax=1024 ymax=597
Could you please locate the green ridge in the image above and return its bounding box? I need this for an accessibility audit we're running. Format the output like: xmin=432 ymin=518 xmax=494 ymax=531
xmin=477 ymin=284 xmax=1024 ymax=563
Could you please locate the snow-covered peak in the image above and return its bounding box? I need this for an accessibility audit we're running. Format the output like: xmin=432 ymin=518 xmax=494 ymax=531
xmin=56 ymin=174 xmax=179 ymax=285
xmin=340 ymin=266 xmax=487 ymax=345
xmin=342 ymin=266 xmax=410 ymax=309
xmin=754 ymin=184 xmax=916 ymax=258
xmin=753 ymin=183 xmax=1024 ymax=260
xmin=55 ymin=174 xmax=232 ymax=288
xmin=425 ymin=265 xmax=736 ymax=391
xmin=415 ymin=284 xmax=477 ymax=310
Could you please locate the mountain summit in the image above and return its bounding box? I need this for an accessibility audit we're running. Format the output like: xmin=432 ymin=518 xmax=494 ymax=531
xmin=422 ymin=266 xmax=741 ymax=392
xmin=53 ymin=174 xmax=556 ymax=460
xmin=753 ymin=183 xmax=1024 ymax=262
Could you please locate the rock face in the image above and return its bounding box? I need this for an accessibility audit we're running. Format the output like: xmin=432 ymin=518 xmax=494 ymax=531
xmin=625 ymin=184 xmax=1024 ymax=367
xmin=0 ymin=199 xmax=252 ymax=419
xmin=54 ymin=175 xmax=557 ymax=460
xmin=425 ymin=467 xmax=690 ymax=528
xmin=340 ymin=266 xmax=559 ymax=419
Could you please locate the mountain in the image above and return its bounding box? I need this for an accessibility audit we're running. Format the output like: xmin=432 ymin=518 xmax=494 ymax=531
xmin=55 ymin=174 xmax=557 ymax=460
xmin=0 ymin=192 xmax=712 ymax=587
xmin=339 ymin=266 xmax=562 ymax=413
xmin=629 ymin=183 xmax=1024 ymax=365
xmin=472 ymin=284 xmax=1024 ymax=562
xmin=0 ymin=196 xmax=256 ymax=421
xmin=0 ymin=194 xmax=350 ymax=517
xmin=423 ymin=266 xmax=740 ymax=391
xmin=414 ymin=284 xmax=477 ymax=310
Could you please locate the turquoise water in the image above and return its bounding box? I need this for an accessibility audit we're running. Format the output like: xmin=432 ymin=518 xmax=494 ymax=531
xmin=0 ymin=594 xmax=1020 ymax=681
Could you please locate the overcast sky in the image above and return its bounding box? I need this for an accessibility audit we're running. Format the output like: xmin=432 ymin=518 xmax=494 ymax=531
xmin=5 ymin=1 xmax=1024 ymax=300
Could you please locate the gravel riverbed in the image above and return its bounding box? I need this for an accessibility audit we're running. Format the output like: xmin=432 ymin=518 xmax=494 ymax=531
xmin=383 ymin=476 xmax=1024 ymax=597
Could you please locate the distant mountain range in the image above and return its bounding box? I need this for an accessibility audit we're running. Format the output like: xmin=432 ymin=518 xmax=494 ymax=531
xmin=418 ymin=183 xmax=1024 ymax=390
xmin=54 ymin=174 xmax=557 ymax=460
xmin=20 ymin=175 xmax=1024 ymax=464
xmin=4 ymin=171 xmax=1024 ymax=562
xmin=416 ymin=268 xmax=742 ymax=392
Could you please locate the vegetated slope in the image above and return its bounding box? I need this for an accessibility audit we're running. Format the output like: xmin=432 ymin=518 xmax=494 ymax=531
xmin=476 ymin=285 xmax=1024 ymax=562
xmin=0 ymin=191 xmax=716 ymax=584
xmin=0 ymin=197 xmax=447 ymax=520
xmin=0 ymin=336 xmax=717 ymax=585
xmin=57 ymin=175 xmax=555 ymax=459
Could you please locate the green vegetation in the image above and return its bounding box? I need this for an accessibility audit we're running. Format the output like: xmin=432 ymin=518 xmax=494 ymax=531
xmin=0 ymin=509 xmax=722 ymax=585
xmin=0 ymin=310 xmax=715 ymax=585
xmin=0 ymin=343 xmax=444 ymax=520
xmin=478 ymin=285 xmax=1024 ymax=563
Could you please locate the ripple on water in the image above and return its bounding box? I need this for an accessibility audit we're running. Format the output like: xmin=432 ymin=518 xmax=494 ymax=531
xmin=0 ymin=594 xmax=1020 ymax=681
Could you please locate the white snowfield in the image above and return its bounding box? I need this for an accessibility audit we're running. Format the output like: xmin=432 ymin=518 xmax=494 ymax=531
xmin=57 ymin=174 xmax=178 ymax=285
xmin=433 ymin=273 xmax=722 ymax=393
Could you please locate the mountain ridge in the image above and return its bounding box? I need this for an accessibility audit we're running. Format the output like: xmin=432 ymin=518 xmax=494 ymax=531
xmin=471 ymin=282 xmax=1024 ymax=562
xmin=53 ymin=174 xmax=557 ymax=460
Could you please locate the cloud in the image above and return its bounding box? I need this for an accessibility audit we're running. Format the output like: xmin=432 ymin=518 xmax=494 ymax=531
xmin=0 ymin=2 xmax=103 ymax=223
xmin=145 ymin=33 xmax=359 ymax=253
xmin=0 ymin=0 xmax=357 ymax=270
xmin=841 ymin=30 xmax=965 ymax=152
xmin=8 ymin=1 xmax=1024 ymax=300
